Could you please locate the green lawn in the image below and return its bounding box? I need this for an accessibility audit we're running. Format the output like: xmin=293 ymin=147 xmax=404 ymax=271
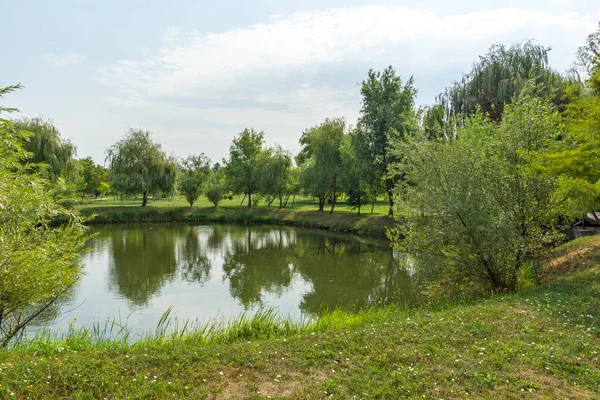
xmin=77 ymin=194 xmax=393 ymax=216
xmin=1 ymin=236 xmax=599 ymax=398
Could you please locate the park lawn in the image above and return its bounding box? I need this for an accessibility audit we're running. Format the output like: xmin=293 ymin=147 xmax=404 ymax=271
xmin=76 ymin=194 xmax=393 ymax=216
xmin=1 ymin=236 xmax=599 ymax=399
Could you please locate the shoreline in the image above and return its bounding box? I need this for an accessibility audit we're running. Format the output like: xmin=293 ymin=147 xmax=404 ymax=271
xmin=78 ymin=205 xmax=395 ymax=237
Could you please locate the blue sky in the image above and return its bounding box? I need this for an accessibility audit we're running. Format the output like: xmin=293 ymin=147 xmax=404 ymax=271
xmin=1 ymin=0 xmax=598 ymax=164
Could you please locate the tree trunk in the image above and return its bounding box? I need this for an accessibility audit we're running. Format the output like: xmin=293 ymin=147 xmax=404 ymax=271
xmin=279 ymin=196 xmax=283 ymax=209
xmin=371 ymin=198 xmax=375 ymax=214
xmin=330 ymin=190 xmax=336 ymax=214
xmin=248 ymin=191 xmax=252 ymax=207
xmin=240 ymin=194 xmax=246 ymax=206
xmin=357 ymin=203 xmax=361 ymax=216
xmin=142 ymin=192 xmax=148 ymax=207
xmin=291 ymin=194 xmax=296 ymax=208
xmin=387 ymin=188 xmax=394 ymax=216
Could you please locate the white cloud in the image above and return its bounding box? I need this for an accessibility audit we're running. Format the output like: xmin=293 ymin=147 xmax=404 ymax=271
xmin=97 ymin=6 xmax=595 ymax=100
xmin=44 ymin=53 xmax=85 ymax=67
xmin=94 ymin=5 xmax=597 ymax=160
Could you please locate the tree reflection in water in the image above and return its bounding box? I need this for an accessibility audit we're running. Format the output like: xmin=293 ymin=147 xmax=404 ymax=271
xmin=101 ymin=224 xmax=420 ymax=316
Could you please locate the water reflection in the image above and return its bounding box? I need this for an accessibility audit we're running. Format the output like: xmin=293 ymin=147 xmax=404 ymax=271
xmin=87 ymin=224 xmax=420 ymax=319
xmin=222 ymin=228 xmax=296 ymax=308
xmin=107 ymin=226 xmax=179 ymax=306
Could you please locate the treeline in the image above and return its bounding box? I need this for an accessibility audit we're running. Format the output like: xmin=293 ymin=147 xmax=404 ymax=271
xmin=9 ymin=36 xmax=594 ymax=220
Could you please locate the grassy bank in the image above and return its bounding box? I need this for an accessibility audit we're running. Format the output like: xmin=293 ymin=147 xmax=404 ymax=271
xmin=1 ymin=236 xmax=600 ymax=398
xmin=77 ymin=196 xmax=395 ymax=236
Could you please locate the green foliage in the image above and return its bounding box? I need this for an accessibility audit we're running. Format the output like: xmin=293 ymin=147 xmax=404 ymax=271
xmin=106 ymin=129 xmax=177 ymax=206
xmin=205 ymin=184 xmax=224 ymax=207
xmin=12 ymin=117 xmax=78 ymax=183
xmin=298 ymin=118 xmax=345 ymax=212
xmin=394 ymin=82 xmax=562 ymax=292
xmin=339 ymin=130 xmax=370 ymax=215
xmin=577 ymin=22 xmax=600 ymax=92
xmin=224 ymin=128 xmax=265 ymax=207
xmin=430 ymin=40 xmax=567 ymax=132
xmin=541 ymin=89 xmax=600 ymax=219
xmin=178 ymin=154 xmax=212 ymax=206
xmin=0 ymin=88 xmax=90 ymax=347
xmin=356 ymin=66 xmax=418 ymax=215
xmin=79 ymin=156 xmax=108 ymax=197
xmin=259 ymin=145 xmax=292 ymax=208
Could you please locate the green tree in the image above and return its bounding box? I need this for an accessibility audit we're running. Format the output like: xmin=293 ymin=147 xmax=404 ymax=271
xmin=298 ymin=118 xmax=345 ymax=213
xmin=340 ymin=130 xmax=370 ymax=215
xmin=178 ymin=154 xmax=212 ymax=206
xmin=539 ymin=26 xmax=600 ymax=221
xmin=79 ymin=157 xmax=109 ymax=198
xmin=13 ymin=117 xmax=78 ymax=183
xmin=259 ymin=146 xmax=292 ymax=208
xmin=0 ymin=86 xmax=89 ymax=347
xmin=542 ymin=87 xmax=600 ymax=220
xmin=106 ymin=129 xmax=177 ymax=206
xmin=576 ymin=22 xmax=600 ymax=92
xmin=393 ymin=82 xmax=561 ymax=292
xmin=356 ymin=66 xmax=418 ymax=216
xmin=224 ymin=128 xmax=265 ymax=207
xmin=429 ymin=40 xmax=567 ymax=134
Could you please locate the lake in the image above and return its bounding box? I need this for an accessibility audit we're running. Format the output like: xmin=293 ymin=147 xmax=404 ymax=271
xmin=40 ymin=223 xmax=420 ymax=338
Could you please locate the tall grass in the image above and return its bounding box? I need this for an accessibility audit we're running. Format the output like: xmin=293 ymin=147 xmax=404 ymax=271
xmin=8 ymin=305 xmax=406 ymax=356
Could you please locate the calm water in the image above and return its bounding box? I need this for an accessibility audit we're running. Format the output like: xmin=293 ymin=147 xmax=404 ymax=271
xmin=42 ymin=224 xmax=420 ymax=337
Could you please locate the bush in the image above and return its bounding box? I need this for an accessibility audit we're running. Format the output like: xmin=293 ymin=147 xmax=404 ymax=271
xmin=0 ymin=91 xmax=90 ymax=347
xmin=393 ymin=82 xmax=561 ymax=293
xmin=206 ymin=185 xmax=224 ymax=206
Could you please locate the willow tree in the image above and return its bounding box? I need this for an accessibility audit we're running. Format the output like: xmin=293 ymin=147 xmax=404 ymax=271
xmin=356 ymin=67 xmax=418 ymax=216
xmin=106 ymin=129 xmax=176 ymax=206
xmin=13 ymin=117 xmax=78 ymax=183
xmin=577 ymin=22 xmax=600 ymax=92
xmin=426 ymin=40 xmax=567 ymax=138
xmin=0 ymin=85 xmax=89 ymax=347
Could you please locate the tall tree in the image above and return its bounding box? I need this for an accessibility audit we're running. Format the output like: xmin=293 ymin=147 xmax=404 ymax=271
xmin=298 ymin=118 xmax=345 ymax=213
xmin=178 ymin=154 xmax=212 ymax=206
xmin=224 ymin=128 xmax=265 ymax=207
xmin=357 ymin=66 xmax=418 ymax=216
xmin=106 ymin=129 xmax=176 ymax=206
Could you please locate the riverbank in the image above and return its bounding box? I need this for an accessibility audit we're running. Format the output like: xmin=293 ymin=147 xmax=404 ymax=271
xmin=1 ymin=236 xmax=599 ymax=398
xmin=78 ymin=204 xmax=395 ymax=236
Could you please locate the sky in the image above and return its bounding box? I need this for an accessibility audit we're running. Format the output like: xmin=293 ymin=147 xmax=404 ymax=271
xmin=1 ymin=0 xmax=598 ymax=164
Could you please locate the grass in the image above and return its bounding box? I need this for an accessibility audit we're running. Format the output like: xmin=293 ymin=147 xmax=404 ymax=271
xmin=1 ymin=236 xmax=600 ymax=398
xmin=76 ymin=195 xmax=395 ymax=236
